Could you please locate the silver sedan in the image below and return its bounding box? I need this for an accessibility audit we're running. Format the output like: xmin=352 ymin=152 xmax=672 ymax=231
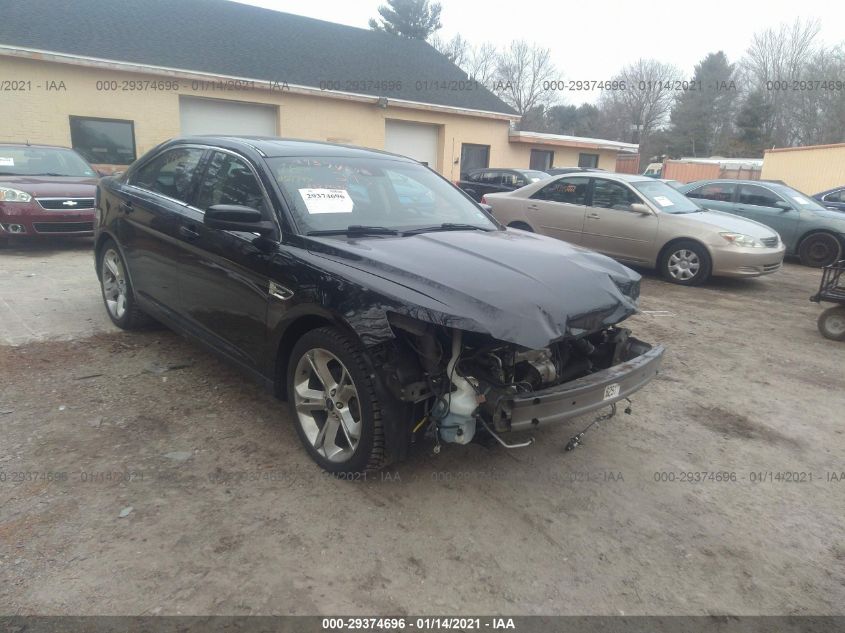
xmin=483 ymin=173 xmax=786 ymax=285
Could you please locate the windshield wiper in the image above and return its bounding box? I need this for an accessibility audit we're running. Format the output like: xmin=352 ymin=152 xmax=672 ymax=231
xmin=305 ymin=225 xmax=400 ymax=237
xmin=401 ymin=223 xmax=493 ymax=236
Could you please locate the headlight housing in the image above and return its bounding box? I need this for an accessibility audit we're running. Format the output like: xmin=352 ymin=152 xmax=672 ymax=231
xmin=0 ymin=187 xmax=33 ymax=203
xmin=720 ymin=232 xmax=764 ymax=248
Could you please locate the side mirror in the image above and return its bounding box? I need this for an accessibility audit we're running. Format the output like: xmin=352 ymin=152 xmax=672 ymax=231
xmin=205 ymin=204 xmax=275 ymax=235
xmin=630 ymin=203 xmax=653 ymax=215
xmin=775 ymin=200 xmax=793 ymax=212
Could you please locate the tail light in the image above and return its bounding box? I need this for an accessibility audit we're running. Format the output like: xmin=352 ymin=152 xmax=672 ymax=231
xmin=481 ymin=195 xmax=488 ymax=204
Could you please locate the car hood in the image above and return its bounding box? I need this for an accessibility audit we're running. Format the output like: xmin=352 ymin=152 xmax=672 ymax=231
xmin=0 ymin=175 xmax=98 ymax=197
xmin=306 ymin=229 xmax=641 ymax=349
xmin=680 ymin=209 xmax=778 ymax=237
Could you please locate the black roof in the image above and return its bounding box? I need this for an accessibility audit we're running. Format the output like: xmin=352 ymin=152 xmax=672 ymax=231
xmin=176 ymin=136 xmax=418 ymax=160
xmin=0 ymin=0 xmax=515 ymax=116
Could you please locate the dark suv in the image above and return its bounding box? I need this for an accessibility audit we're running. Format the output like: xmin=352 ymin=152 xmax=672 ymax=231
xmin=95 ymin=137 xmax=663 ymax=473
xmin=456 ymin=168 xmax=549 ymax=201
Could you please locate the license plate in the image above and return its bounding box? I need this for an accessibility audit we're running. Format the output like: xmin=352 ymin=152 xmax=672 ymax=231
xmin=603 ymin=383 xmax=620 ymax=400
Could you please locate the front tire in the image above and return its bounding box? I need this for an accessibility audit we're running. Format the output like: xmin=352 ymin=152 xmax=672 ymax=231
xmin=97 ymin=240 xmax=151 ymax=330
xmin=287 ymin=327 xmax=387 ymax=474
xmin=659 ymin=240 xmax=711 ymax=286
xmin=799 ymin=233 xmax=842 ymax=267
xmin=818 ymin=306 xmax=845 ymax=341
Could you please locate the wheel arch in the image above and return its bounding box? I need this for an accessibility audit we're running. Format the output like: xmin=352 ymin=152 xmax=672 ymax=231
xmin=272 ymin=310 xmax=367 ymax=400
xmin=796 ymin=228 xmax=844 ymax=254
xmin=94 ymin=231 xmax=136 ymax=288
xmin=656 ymin=236 xmax=713 ymax=269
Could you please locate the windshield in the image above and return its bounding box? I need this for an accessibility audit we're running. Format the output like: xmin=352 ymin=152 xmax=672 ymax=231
xmin=520 ymin=170 xmax=551 ymax=183
xmin=632 ymin=179 xmax=702 ymax=214
xmin=267 ymin=157 xmax=497 ymax=234
xmin=0 ymin=146 xmax=97 ymax=177
xmin=770 ymin=184 xmax=828 ymax=212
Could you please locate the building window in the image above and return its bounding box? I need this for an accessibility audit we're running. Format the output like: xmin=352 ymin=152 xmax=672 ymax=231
xmin=578 ymin=153 xmax=599 ymax=169
xmin=69 ymin=116 xmax=137 ymax=165
xmin=530 ymin=149 xmax=554 ymax=171
xmin=460 ymin=143 xmax=490 ymax=178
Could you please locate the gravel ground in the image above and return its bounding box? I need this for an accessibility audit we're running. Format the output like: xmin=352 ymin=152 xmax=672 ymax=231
xmin=0 ymin=242 xmax=844 ymax=616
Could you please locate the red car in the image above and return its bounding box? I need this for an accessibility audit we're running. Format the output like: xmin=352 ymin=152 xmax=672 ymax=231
xmin=0 ymin=143 xmax=100 ymax=246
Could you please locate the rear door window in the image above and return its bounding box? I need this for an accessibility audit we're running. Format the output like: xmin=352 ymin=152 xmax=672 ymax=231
xmin=687 ymin=182 xmax=736 ymax=202
xmin=532 ymin=177 xmax=589 ymax=204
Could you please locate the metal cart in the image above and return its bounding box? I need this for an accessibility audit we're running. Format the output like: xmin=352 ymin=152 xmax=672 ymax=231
xmin=811 ymin=260 xmax=845 ymax=341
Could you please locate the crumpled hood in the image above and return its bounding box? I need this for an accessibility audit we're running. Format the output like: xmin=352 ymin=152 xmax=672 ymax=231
xmin=306 ymin=228 xmax=641 ymax=349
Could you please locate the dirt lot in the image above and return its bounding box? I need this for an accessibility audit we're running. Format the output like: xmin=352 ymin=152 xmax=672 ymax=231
xmin=1 ymin=241 xmax=844 ymax=616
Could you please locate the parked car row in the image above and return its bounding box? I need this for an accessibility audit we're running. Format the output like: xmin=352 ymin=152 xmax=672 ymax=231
xmin=482 ymin=173 xmax=785 ymax=286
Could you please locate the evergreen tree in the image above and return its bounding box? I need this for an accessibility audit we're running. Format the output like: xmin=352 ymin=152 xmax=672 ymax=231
xmin=369 ymin=0 xmax=442 ymax=39
xmin=668 ymin=52 xmax=736 ymax=157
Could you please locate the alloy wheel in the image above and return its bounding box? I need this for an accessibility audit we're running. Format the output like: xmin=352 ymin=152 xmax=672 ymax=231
xmin=102 ymin=249 xmax=128 ymax=319
xmin=293 ymin=348 xmax=362 ymax=463
xmin=667 ymin=249 xmax=701 ymax=281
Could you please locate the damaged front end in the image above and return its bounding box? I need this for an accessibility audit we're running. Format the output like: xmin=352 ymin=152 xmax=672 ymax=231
xmin=377 ymin=313 xmax=665 ymax=447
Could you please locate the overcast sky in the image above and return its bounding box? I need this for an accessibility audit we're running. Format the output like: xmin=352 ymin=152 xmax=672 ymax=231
xmin=231 ymin=0 xmax=840 ymax=104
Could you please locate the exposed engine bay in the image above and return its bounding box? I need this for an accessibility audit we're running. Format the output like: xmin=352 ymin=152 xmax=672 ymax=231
xmin=377 ymin=313 xmax=660 ymax=446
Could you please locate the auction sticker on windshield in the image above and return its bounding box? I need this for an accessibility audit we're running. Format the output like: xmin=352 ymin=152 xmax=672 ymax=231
xmin=298 ymin=188 xmax=354 ymax=214
xmin=0 ymin=157 xmax=14 ymax=166
xmin=654 ymin=196 xmax=674 ymax=207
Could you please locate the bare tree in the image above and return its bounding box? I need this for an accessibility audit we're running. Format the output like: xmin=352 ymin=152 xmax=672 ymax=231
xmin=494 ymin=40 xmax=558 ymax=122
xmin=465 ymin=42 xmax=499 ymax=87
xmin=430 ymin=33 xmax=469 ymax=67
xmin=741 ymin=18 xmax=821 ymax=145
xmin=597 ymin=58 xmax=680 ymax=148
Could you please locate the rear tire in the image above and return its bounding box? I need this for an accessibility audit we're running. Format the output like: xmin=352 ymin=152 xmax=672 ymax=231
xmin=659 ymin=240 xmax=711 ymax=286
xmin=818 ymin=306 xmax=845 ymax=341
xmin=287 ymin=326 xmax=387 ymax=474
xmin=96 ymin=239 xmax=152 ymax=330
xmin=799 ymin=233 xmax=842 ymax=267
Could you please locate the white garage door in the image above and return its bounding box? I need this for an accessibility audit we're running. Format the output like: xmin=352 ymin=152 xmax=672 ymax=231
xmin=384 ymin=120 xmax=438 ymax=168
xmin=179 ymin=96 xmax=277 ymax=136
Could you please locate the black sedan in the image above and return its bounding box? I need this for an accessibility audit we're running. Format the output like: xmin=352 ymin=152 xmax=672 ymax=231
xmin=95 ymin=137 xmax=663 ymax=473
xmin=456 ymin=168 xmax=549 ymax=201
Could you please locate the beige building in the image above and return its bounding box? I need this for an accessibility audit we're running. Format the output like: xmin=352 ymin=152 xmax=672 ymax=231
xmin=0 ymin=0 xmax=635 ymax=178
xmin=762 ymin=143 xmax=845 ymax=195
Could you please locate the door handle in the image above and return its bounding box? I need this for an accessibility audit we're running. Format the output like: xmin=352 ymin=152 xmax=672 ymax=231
xmin=587 ymin=213 xmax=601 ymax=219
xmin=119 ymin=200 xmax=134 ymax=213
xmin=527 ymin=204 xmax=539 ymax=210
xmin=179 ymin=224 xmax=200 ymax=240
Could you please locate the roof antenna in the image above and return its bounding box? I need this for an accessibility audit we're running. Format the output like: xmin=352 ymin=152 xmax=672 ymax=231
xmin=26 ymin=139 xmax=31 ymax=146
